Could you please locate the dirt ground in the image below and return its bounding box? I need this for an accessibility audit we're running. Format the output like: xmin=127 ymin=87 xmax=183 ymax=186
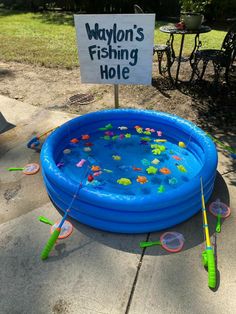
xmin=0 ymin=60 xmax=235 ymax=137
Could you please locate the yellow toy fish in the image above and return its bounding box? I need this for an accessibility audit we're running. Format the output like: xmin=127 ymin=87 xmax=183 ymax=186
xmin=178 ymin=141 xmax=186 ymax=148
xmin=112 ymin=155 xmax=121 ymax=161
xmin=117 ymin=178 xmax=132 ymax=185
xmin=154 ymin=139 xmax=167 ymax=143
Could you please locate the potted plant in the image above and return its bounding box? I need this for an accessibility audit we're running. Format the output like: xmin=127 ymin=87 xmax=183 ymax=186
xmin=180 ymin=0 xmax=212 ymax=30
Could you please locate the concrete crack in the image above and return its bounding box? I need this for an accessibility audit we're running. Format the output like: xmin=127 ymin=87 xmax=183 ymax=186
xmin=125 ymin=233 xmax=150 ymax=314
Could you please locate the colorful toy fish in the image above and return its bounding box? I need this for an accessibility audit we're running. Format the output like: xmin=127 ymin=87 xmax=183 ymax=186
xmin=103 ymin=168 xmax=113 ymax=173
xmin=133 ymin=166 xmax=142 ymax=171
xmin=84 ymin=147 xmax=91 ymax=152
xmin=145 ymin=128 xmax=155 ymax=133
xmin=146 ymin=166 xmax=158 ymax=174
xmin=93 ymin=171 xmax=102 ymax=177
xmin=141 ymin=137 xmax=151 ymax=142
xmin=157 ymin=185 xmax=165 ymax=193
xmin=136 ymin=176 xmax=148 ymax=184
xmin=88 ymin=174 xmax=94 ymax=182
xmin=143 ymin=131 xmax=151 ymax=135
xmin=70 ymin=138 xmax=79 ymax=144
xmin=169 ymin=150 xmax=174 ymax=154
xmin=117 ymin=178 xmax=132 ymax=185
xmin=157 ymin=131 xmax=162 ymax=137
xmin=76 ymin=159 xmax=86 ymax=168
xmin=154 ymin=139 xmax=167 ymax=143
xmin=99 ymin=124 xmax=113 ymax=131
xmin=85 ymin=142 xmax=93 ymax=147
xmin=56 ymin=162 xmax=64 ymax=168
xmin=141 ymin=159 xmax=150 ymax=166
xmin=104 ymin=131 xmax=114 ymax=136
xmin=169 ymin=177 xmax=178 ymax=185
xmin=177 ymin=165 xmax=187 ymax=172
xmin=172 ymin=155 xmax=181 ymax=161
xmin=178 ymin=141 xmax=186 ymax=148
xmin=112 ymin=155 xmax=121 ymax=161
xmin=152 ymin=148 xmax=162 ymax=155
xmin=160 ymin=167 xmax=171 ymax=175
xmin=118 ymin=126 xmax=128 ymax=130
xmin=151 ymin=158 xmax=160 ymax=165
xmin=125 ymin=133 xmax=131 ymax=138
xmin=102 ymin=135 xmax=110 ymax=140
xmin=112 ymin=135 xmax=119 ymax=140
xmin=82 ymin=134 xmax=90 ymax=140
xmin=136 ymin=128 xmax=143 ymax=134
xmin=119 ymin=134 xmax=125 ymax=139
xmin=91 ymin=165 xmax=101 ymax=172
xmin=151 ymin=144 xmax=166 ymax=155
xmin=86 ymin=179 xmax=101 ymax=186
xmin=63 ymin=149 xmax=71 ymax=154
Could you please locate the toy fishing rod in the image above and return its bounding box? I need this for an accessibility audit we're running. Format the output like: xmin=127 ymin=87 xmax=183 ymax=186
xmin=41 ymin=165 xmax=89 ymax=260
xmin=206 ymin=133 xmax=236 ymax=159
xmin=200 ymin=177 xmax=216 ymax=289
xmin=27 ymin=126 xmax=59 ymax=149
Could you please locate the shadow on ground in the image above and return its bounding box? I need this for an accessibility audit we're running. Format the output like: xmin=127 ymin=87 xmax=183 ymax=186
xmin=51 ymin=172 xmax=230 ymax=259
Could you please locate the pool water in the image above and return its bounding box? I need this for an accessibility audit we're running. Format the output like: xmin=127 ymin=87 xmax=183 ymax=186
xmin=56 ymin=123 xmax=202 ymax=197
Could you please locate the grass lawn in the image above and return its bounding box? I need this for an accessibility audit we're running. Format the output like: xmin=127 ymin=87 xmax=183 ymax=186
xmin=0 ymin=9 xmax=227 ymax=68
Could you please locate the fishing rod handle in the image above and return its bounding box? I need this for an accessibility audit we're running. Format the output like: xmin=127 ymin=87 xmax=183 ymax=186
xmin=41 ymin=228 xmax=60 ymax=260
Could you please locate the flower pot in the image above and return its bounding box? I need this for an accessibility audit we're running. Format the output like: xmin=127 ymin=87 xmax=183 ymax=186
xmin=181 ymin=12 xmax=204 ymax=30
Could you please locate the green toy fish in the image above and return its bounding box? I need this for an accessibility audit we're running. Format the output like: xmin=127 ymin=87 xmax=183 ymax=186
xmin=177 ymin=165 xmax=187 ymax=173
xmin=117 ymin=178 xmax=132 ymax=185
xmin=157 ymin=185 xmax=165 ymax=193
xmin=99 ymin=123 xmax=113 ymax=131
xmin=146 ymin=166 xmax=158 ymax=174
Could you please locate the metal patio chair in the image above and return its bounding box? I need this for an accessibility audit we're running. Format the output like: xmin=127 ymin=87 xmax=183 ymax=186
xmin=192 ymin=22 xmax=236 ymax=85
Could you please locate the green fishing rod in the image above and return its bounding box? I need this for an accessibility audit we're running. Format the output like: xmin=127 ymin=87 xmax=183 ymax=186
xmin=200 ymin=177 xmax=217 ymax=289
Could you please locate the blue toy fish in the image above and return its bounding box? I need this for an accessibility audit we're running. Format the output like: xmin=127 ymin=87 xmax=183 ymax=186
xmin=141 ymin=159 xmax=150 ymax=166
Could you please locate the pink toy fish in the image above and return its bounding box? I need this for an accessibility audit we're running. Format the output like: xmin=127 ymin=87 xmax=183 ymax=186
xmin=145 ymin=128 xmax=155 ymax=132
xmin=57 ymin=162 xmax=64 ymax=168
xmin=157 ymin=131 xmax=162 ymax=137
xmin=76 ymin=159 xmax=86 ymax=167
xmin=94 ymin=171 xmax=102 ymax=177
xmin=119 ymin=134 xmax=125 ymax=139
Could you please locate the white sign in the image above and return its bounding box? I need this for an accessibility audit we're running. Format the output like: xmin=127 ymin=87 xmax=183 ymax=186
xmin=74 ymin=14 xmax=155 ymax=85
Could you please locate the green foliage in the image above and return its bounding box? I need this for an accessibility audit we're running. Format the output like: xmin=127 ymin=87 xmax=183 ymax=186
xmin=180 ymin=0 xmax=212 ymax=13
xmin=0 ymin=9 xmax=227 ymax=68
xmin=207 ymin=0 xmax=236 ymax=20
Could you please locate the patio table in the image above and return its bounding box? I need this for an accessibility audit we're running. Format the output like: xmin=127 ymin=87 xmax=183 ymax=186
xmin=159 ymin=25 xmax=211 ymax=84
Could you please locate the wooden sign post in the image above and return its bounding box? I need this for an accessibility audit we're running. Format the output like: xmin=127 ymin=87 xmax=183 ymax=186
xmin=74 ymin=14 xmax=155 ymax=108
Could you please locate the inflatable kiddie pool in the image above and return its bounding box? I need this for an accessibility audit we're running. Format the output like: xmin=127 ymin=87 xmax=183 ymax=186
xmin=41 ymin=109 xmax=218 ymax=233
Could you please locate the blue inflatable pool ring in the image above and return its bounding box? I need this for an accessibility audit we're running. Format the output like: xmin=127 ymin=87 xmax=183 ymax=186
xmin=40 ymin=109 xmax=218 ymax=233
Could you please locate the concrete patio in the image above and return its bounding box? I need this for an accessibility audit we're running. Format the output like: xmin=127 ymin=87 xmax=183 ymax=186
xmin=0 ymin=95 xmax=235 ymax=314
